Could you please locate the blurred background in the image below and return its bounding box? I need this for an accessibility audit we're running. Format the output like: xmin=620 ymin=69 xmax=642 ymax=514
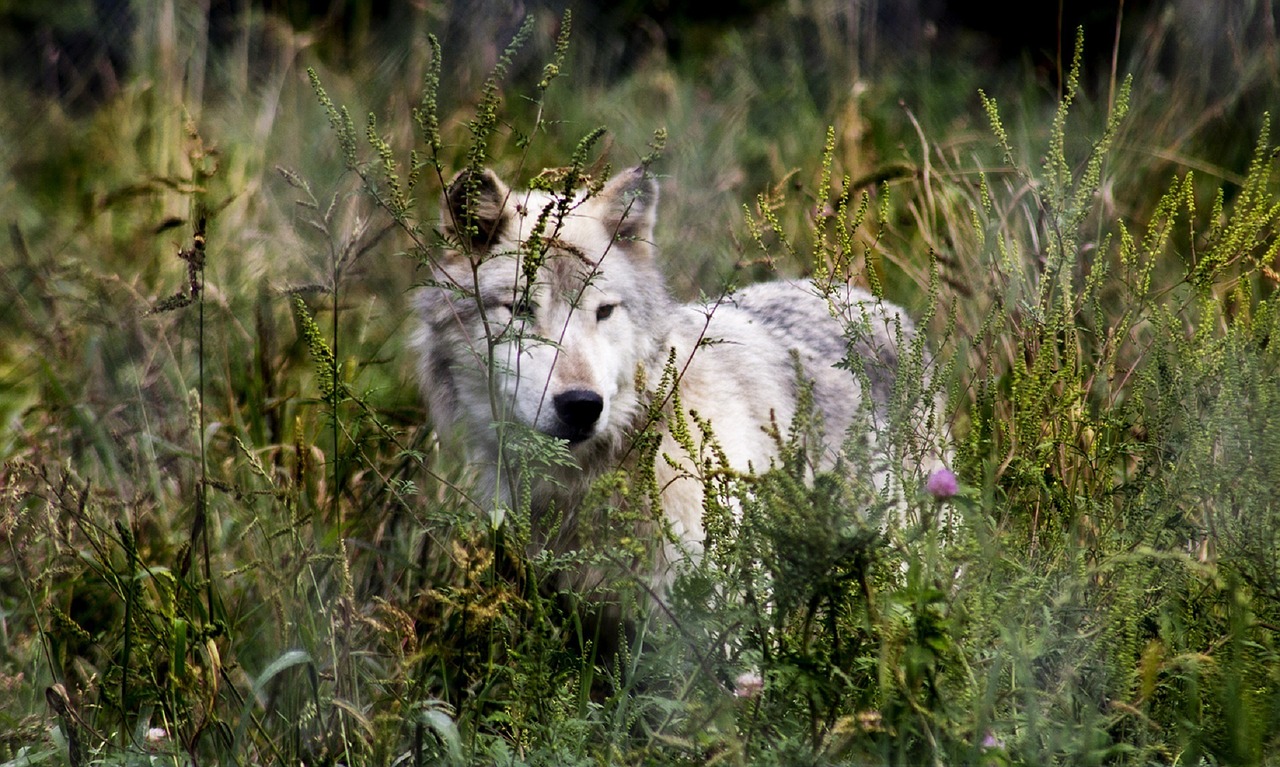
xmin=2 ymin=0 xmax=1275 ymax=292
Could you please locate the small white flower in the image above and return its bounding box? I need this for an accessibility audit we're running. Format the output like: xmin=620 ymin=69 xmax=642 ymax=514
xmin=146 ymin=727 xmax=167 ymax=743
xmin=733 ymin=671 xmax=764 ymax=699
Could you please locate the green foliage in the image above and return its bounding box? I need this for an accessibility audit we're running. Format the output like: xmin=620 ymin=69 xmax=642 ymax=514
xmin=3 ymin=5 xmax=1280 ymax=767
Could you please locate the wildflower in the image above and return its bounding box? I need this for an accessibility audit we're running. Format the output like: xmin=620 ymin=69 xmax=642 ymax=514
xmin=980 ymin=731 xmax=1004 ymax=750
xmin=926 ymin=467 xmax=959 ymax=499
xmin=733 ymin=671 xmax=764 ymax=699
xmin=146 ymin=727 xmax=167 ymax=743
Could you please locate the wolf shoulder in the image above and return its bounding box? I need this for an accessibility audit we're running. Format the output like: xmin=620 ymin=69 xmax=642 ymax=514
xmin=658 ymin=278 xmax=915 ymax=452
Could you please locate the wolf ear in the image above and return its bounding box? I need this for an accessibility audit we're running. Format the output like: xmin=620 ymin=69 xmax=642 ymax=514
xmin=599 ymin=166 xmax=658 ymax=248
xmin=443 ymin=168 xmax=511 ymax=253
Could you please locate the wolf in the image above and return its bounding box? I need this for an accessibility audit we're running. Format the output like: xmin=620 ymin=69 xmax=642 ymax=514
xmin=413 ymin=165 xmax=939 ymax=590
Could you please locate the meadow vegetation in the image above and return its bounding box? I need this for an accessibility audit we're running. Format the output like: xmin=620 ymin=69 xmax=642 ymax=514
xmin=2 ymin=2 xmax=1279 ymax=765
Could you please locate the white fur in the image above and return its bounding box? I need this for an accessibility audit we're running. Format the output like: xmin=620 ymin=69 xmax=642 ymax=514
xmin=414 ymin=167 xmax=938 ymax=584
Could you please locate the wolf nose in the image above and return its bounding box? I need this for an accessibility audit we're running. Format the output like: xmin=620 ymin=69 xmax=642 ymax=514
xmin=552 ymin=389 xmax=604 ymax=440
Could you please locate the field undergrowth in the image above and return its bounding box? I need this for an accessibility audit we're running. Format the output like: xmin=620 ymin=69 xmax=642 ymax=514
xmin=2 ymin=2 xmax=1280 ymax=765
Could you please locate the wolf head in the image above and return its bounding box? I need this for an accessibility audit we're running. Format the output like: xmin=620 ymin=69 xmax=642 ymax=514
xmin=415 ymin=166 xmax=671 ymax=470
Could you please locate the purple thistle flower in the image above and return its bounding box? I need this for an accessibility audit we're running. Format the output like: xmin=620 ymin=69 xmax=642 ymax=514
xmin=926 ymin=468 xmax=959 ymax=499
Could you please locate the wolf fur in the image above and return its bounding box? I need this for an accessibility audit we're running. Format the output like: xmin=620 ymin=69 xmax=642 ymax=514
xmin=414 ymin=166 xmax=936 ymax=587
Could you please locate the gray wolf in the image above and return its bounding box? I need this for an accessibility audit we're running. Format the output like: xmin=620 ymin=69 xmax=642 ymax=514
xmin=413 ymin=166 xmax=939 ymax=587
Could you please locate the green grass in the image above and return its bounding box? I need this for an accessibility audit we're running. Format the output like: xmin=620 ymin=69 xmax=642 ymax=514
xmin=3 ymin=2 xmax=1280 ymax=765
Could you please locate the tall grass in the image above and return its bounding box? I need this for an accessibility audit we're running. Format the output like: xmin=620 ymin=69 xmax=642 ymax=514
xmin=2 ymin=2 xmax=1279 ymax=765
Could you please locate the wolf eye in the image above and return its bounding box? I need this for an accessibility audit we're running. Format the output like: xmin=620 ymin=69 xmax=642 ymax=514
xmin=595 ymin=303 xmax=617 ymax=322
xmin=501 ymin=298 xmax=535 ymax=320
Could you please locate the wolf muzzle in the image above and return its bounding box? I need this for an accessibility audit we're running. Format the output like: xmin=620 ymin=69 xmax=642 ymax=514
xmin=551 ymin=388 xmax=604 ymax=443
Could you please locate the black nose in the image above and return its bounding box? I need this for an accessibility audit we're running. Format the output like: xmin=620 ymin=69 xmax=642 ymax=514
xmin=552 ymin=389 xmax=603 ymax=441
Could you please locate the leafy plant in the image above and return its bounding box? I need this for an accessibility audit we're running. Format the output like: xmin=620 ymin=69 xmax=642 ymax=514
xmin=3 ymin=5 xmax=1280 ymax=767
